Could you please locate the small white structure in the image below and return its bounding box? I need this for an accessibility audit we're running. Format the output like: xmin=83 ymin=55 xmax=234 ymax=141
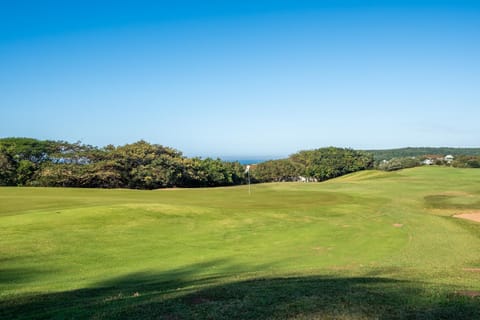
xmin=422 ymin=159 xmax=434 ymax=165
xmin=298 ymin=176 xmax=318 ymax=183
xmin=444 ymin=155 xmax=454 ymax=163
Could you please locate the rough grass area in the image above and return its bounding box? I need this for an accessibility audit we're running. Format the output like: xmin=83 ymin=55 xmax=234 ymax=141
xmin=1 ymin=166 xmax=480 ymax=319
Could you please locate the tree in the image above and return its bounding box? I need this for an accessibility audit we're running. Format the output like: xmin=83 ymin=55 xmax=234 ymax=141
xmin=376 ymin=157 xmax=420 ymax=171
xmin=16 ymin=160 xmax=36 ymax=186
xmin=253 ymin=159 xmax=302 ymax=182
xmin=0 ymin=151 xmax=16 ymax=185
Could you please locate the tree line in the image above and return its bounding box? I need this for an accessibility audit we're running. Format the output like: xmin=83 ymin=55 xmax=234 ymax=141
xmin=3 ymin=138 xmax=478 ymax=188
xmin=0 ymin=138 xmax=246 ymax=189
xmin=0 ymin=138 xmax=378 ymax=188
xmin=367 ymin=147 xmax=480 ymax=161
xmin=375 ymin=155 xmax=480 ymax=171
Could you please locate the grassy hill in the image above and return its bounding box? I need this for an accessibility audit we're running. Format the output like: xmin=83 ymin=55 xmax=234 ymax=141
xmin=1 ymin=167 xmax=480 ymax=319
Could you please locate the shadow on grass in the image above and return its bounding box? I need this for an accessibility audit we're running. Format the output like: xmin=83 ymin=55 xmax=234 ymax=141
xmin=0 ymin=265 xmax=55 ymax=287
xmin=424 ymin=194 xmax=480 ymax=211
xmin=1 ymin=261 xmax=479 ymax=319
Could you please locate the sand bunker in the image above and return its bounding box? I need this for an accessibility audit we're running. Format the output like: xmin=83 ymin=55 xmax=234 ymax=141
xmin=453 ymin=212 xmax=480 ymax=223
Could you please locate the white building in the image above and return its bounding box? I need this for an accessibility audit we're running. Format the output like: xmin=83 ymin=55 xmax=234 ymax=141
xmin=422 ymin=159 xmax=434 ymax=165
xmin=444 ymin=155 xmax=454 ymax=163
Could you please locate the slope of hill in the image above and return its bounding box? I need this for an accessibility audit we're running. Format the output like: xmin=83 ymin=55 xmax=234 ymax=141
xmin=1 ymin=166 xmax=480 ymax=319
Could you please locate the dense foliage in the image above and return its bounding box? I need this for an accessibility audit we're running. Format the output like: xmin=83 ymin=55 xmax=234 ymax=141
xmin=374 ymin=154 xmax=480 ymax=171
xmin=252 ymin=159 xmax=303 ymax=182
xmin=0 ymin=139 xmax=377 ymax=188
xmin=368 ymin=147 xmax=480 ymax=161
xmin=375 ymin=157 xmax=420 ymax=171
xmin=0 ymin=138 xmax=245 ymax=189
xmin=252 ymin=147 xmax=374 ymax=182
xmin=452 ymin=156 xmax=480 ymax=168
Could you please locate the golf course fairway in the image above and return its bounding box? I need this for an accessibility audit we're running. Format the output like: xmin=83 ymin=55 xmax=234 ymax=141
xmin=1 ymin=166 xmax=480 ymax=319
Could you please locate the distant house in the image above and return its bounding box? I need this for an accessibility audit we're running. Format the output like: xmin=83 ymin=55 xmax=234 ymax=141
xmin=298 ymin=176 xmax=318 ymax=183
xmin=420 ymin=154 xmax=454 ymax=165
xmin=422 ymin=159 xmax=434 ymax=165
xmin=444 ymin=155 xmax=454 ymax=163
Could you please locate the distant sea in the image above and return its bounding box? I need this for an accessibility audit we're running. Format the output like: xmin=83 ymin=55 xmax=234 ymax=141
xmin=236 ymin=159 xmax=265 ymax=165
xmin=219 ymin=157 xmax=277 ymax=165
xmin=195 ymin=156 xmax=283 ymax=165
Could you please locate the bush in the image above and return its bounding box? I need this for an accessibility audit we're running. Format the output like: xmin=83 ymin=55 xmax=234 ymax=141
xmin=376 ymin=157 xmax=420 ymax=171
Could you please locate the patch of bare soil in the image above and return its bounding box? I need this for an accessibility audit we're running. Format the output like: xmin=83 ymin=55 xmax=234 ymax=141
xmin=453 ymin=212 xmax=480 ymax=223
xmin=393 ymin=223 xmax=403 ymax=228
xmin=463 ymin=268 xmax=480 ymax=273
xmin=455 ymin=290 xmax=480 ymax=298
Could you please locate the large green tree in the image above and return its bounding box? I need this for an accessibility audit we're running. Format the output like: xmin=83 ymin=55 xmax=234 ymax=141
xmin=253 ymin=147 xmax=373 ymax=182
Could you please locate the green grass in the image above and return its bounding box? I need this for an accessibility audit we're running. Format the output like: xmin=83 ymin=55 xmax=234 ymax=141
xmin=1 ymin=166 xmax=480 ymax=319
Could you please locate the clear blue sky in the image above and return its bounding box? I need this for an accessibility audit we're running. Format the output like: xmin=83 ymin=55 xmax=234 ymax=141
xmin=1 ymin=1 xmax=479 ymax=158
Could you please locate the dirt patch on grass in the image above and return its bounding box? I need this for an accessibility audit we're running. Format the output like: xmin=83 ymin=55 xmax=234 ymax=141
xmin=463 ymin=268 xmax=480 ymax=272
xmin=393 ymin=223 xmax=403 ymax=228
xmin=453 ymin=212 xmax=480 ymax=223
xmin=455 ymin=290 xmax=480 ymax=298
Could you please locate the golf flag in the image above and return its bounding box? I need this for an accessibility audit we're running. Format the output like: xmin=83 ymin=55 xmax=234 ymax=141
xmin=245 ymin=165 xmax=250 ymax=174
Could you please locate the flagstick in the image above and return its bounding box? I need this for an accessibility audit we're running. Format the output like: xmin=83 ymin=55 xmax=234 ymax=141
xmin=245 ymin=165 xmax=251 ymax=196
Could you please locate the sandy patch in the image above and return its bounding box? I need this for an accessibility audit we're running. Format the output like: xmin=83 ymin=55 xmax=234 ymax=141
xmin=453 ymin=212 xmax=480 ymax=223
xmin=463 ymin=268 xmax=480 ymax=273
xmin=393 ymin=223 xmax=403 ymax=228
xmin=455 ymin=290 xmax=480 ymax=297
